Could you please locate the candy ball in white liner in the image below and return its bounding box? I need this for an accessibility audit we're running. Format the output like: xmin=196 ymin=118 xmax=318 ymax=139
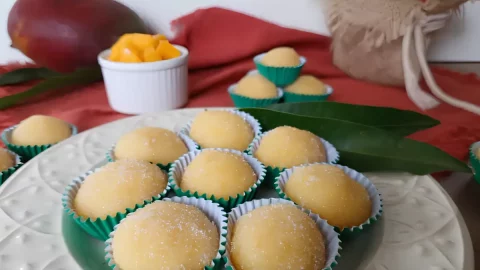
xmin=73 ymin=159 xmax=167 ymax=219
xmin=181 ymin=149 xmax=256 ymax=199
xmin=254 ymin=126 xmax=327 ymax=168
xmin=285 ymin=163 xmax=372 ymax=229
xmin=114 ymin=127 xmax=188 ymax=165
xmin=230 ymin=204 xmax=326 ymax=270
xmin=11 ymin=115 xmax=71 ymax=145
xmin=189 ymin=110 xmax=255 ymax=151
xmin=112 ymin=201 xmax=219 ymax=270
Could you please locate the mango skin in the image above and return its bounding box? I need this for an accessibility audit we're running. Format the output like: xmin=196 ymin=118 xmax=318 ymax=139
xmin=8 ymin=0 xmax=151 ymax=73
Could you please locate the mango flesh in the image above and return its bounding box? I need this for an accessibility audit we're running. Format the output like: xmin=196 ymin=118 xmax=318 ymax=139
xmin=108 ymin=33 xmax=181 ymax=63
xmin=8 ymin=0 xmax=151 ymax=72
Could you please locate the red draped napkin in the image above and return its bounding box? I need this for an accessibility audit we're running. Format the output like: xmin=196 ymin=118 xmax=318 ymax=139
xmin=1 ymin=7 xmax=480 ymax=165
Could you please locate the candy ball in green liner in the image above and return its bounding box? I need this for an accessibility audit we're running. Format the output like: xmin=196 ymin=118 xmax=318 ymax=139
xmin=0 ymin=148 xmax=15 ymax=171
xmin=231 ymin=204 xmax=326 ymax=270
xmin=285 ymin=75 xmax=327 ymax=95
xmin=11 ymin=115 xmax=71 ymax=146
xmin=235 ymin=74 xmax=278 ymax=99
xmin=261 ymin=47 xmax=301 ymax=67
xmin=112 ymin=201 xmax=219 ymax=270
xmin=114 ymin=127 xmax=188 ymax=165
xmin=73 ymin=159 xmax=167 ymax=220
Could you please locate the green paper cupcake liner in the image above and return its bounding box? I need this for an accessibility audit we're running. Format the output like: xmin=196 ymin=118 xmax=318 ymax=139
xmin=247 ymin=131 xmax=340 ymax=187
xmin=106 ymin=132 xmax=199 ymax=171
xmin=0 ymin=150 xmax=23 ymax=186
xmin=2 ymin=123 xmax=78 ymax=161
xmin=254 ymin=53 xmax=306 ymax=86
xmin=105 ymin=196 xmax=228 ymax=270
xmin=224 ymin=198 xmax=341 ymax=270
xmin=228 ymin=83 xmax=284 ymax=108
xmin=179 ymin=109 xmax=263 ymax=153
xmin=274 ymin=163 xmax=383 ymax=236
xmin=168 ymin=148 xmax=266 ymax=210
xmin=62 ymin=169 xmax=170 ymax=241
xmin=283 ymin=84 xmax=334 ymax=103
xmin=469 ymin=142 xmax=480 ymax=184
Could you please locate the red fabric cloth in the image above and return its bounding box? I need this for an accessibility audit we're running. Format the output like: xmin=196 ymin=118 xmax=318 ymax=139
xmin=1 ymin=7 xmax=480 ymax=166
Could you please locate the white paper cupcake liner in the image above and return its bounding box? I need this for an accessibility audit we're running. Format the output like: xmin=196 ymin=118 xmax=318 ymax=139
xmin=275 ymin=163 xmax=383 ymax=234
xmin=168 ymin=148 xmax=266 ymax=210
xmin=224 ymin=198 xmax=341 ymax=270
xmin=62 ymin=167 xmax=170 ymax=241
xmin=106 ymin=132 xmax=198 ymax=170
xmin=248 ymin=130 xmax=340 ymax=165
xmin=179 ymin=109 xmax=263 ymax=151
xmin=105 ymin=196 xmax=227 ymax=270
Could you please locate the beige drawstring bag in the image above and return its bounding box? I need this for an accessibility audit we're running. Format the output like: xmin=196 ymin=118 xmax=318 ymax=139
xmin=327 ymin=0 xmax=480 ymax=115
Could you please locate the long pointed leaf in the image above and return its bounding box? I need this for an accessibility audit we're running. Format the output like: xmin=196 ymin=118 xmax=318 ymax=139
xmin=0 ymin=67 xmax=59 ymax=86
xmin=0 ymin=67 xmax=102 ymax=110
xmin=267 ymin=102 xmax=440 ymax=136
xmin=242 ymin=108 xmax=469 ymax=174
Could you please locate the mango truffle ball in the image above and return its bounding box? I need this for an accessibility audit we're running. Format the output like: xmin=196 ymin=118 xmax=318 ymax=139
xmin=261 ymin=47 xmax=301 ymax=67
xmin=285 ymin=164 xmax=372 ymax=229
xmin=11 ymin=115 xmax=72 ymax=146
xmin=0 ymin=149 xmax=14 ymax=171
xmin=189 ymin=110 xmax=255 ymax=151
xmin=254 ymin=126 xmax=326 ymax=168
xmin=230 ymin=204 xmax=326 ymax=270
xmin=73 ymin=159 xmax=167 ymax=219
xmin=181 ymin=150 xmax=256 ymax=199
xmin=112 ymin=201 xmax=219 ymax=270
xmin=235 ymin=74 xmax=278 ymax=99
xmin=114 ymin=127 xmax=188 ymax=165
xmin=285 ymin=75 xmax=327 ymax=95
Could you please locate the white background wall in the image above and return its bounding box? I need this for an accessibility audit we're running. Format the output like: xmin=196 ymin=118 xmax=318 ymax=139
xmin=0 ymin=0 xmax=479 ymax=64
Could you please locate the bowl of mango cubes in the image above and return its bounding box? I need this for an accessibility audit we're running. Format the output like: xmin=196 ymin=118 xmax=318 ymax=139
xmin=98 ymin=33 xmax=189 ymax=115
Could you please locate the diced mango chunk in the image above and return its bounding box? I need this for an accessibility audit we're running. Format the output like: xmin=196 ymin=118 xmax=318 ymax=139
xmin=108 ymin=33 xmax=181 ymax=63
xmin=143 ymin=47 xmax=162 ymax=62
xmin=130 ymin=34 xmax=156 ymax=50
xmin=156 ymin=40 xmax=182 ymax=60
xmin=119 ymin=46 xmax=142 ymax=63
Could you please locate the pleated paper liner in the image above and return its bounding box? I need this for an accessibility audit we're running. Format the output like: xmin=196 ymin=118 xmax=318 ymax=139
xmin=62 ymin=169 xmax=170 ymax=241
xmin=469 ymin=141 xmax=480 ymax=184
xmin=228 ymin=83 xmax=284 ymax=108
xmin=247 ymin=132 xmax=340 ymax=187
xmin=283 ymin=85 xmax=334 ymax=103
xmin=223 ymin=198 xmax=341 ymax=270
xmin=106 ymin=132 xmax=198 ymax=171
xmin=105 ymin=196 xmax=228 ymax=270
xmin=253 ymin=53 xmax=306 ymax=86
xmin=2 ymin=123 xmax=78 ymax=160
xmin=179 ymin=109 xmax=263 ymax=153
xmin=0 ymin=150 xmax=23 ymax=186
xmin=274 ymin=163 xmax=383 ymax=236
xmin=168 ymin=148 xmax=266 ymax=210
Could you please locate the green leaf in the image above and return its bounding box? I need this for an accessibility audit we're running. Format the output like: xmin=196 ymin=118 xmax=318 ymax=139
xmin=241 ymin=108 xmax=469 ymax=174
xmin=0 ymin=67 xmax=103 ymax=110
xmin=0 ymin=67 xmax=59 ymax=86
xmin=267 ymin=101 xmax=440 ymax=136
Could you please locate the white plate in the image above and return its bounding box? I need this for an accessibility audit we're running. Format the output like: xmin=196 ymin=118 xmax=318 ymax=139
xmin=0 ymin=108 xmax=473 ymax=270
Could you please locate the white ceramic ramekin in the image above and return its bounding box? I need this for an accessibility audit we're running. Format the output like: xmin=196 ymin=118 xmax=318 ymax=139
xmin=98 ymin=45 xmax=189 ymax=115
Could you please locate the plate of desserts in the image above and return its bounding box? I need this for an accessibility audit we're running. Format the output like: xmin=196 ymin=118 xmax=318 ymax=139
xmin=0 ymin=108 xmax=472 ymax=270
